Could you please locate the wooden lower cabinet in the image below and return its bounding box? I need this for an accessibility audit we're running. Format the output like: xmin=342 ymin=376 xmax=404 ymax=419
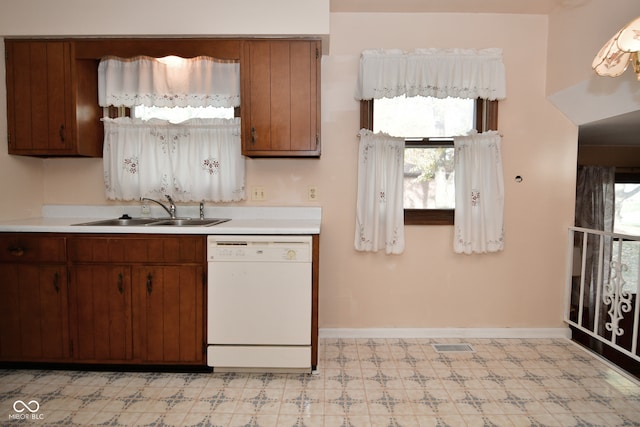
xmin=0 ymin=234 xmax=69 ymax=362
xmin=133 ymin=265 xmax=204 ymax=364
xmin=0 ymin=264 xmax=69 ymax=361
xmin=70 ymin=265 xmax=133 ymax=362
xmin=66 ymin=235 xmax=206 ymax=366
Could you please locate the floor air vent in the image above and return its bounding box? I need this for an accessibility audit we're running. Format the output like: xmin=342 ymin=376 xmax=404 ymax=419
xmin=432 ymin=343 xmax=475 ymax=353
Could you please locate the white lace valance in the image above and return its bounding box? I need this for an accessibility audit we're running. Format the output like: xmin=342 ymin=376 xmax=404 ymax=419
xmin=98 ymin=55 xmax=240 ymax=108
xmin=355 ymin=48 xmax=506 ymax=101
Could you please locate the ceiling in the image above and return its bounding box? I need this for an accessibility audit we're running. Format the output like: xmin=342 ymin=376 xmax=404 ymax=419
xmin=578 ymin=109 xmax=640 ymax=146
xmin=331 ymin=0 xmax=640 ymax=147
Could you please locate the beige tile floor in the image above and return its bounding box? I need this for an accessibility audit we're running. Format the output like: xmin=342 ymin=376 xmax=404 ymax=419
xmin=1 ymin=338 xmax=639 ymax=426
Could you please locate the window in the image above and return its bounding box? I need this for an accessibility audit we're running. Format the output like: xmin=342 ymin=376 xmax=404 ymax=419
xmin=614 ymin=172 xmax=640 ymax=235
xmin=361 ymin=96 xmax=498 ymax=225
xmin=99 ymin=55 xmax=244 ymax=202
xmin=613 ymin=173 xmax=640 ymax=293
xmin=132 ymin=105 xmax=235 ymax=123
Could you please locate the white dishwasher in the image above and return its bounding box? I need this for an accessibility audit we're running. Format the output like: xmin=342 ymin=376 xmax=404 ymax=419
xmin=207 ymin=235 xmax=312 ymax=371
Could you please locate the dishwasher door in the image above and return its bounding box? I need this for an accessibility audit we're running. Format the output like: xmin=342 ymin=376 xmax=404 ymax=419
xmin=207 ymin=235 xmax=312 ymax=370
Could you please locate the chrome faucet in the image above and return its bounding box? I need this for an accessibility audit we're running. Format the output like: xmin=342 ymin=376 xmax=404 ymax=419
xmin=141 ymin=195 xmax=177 ymax=219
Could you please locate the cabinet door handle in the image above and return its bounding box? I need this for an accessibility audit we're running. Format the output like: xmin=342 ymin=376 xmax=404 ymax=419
xmin=117 ymin=272 xmax=124 ymax=294
xmin=53 ymin=272 xmax=60 ymax=293
xmin=146 ymin=273 xmax=153 ymax=294
xmin=251 ymin=127 xmax=256 ymax=144
xmin=59 ymin=124 xmax=65 ymax=143
xmin=8 ymin=246 xmax=25 ymax=257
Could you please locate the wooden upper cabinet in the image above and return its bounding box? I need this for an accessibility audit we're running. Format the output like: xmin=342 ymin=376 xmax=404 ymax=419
xmin=242 ymin=39 xmax=321 ymax=157
xmin=5 ymin=37 xmax=321 ymax=158
xmin=5 ymin=39 xmax=102 ymax=157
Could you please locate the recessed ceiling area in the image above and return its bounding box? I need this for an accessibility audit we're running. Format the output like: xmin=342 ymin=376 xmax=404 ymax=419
xmin=578 ymin=110 xmax=640 ymax=146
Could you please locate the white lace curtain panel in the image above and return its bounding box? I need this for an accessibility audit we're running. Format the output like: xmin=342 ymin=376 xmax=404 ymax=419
xmin=98 ymin=55 xmax=244 ymax=202
xmin=103 ymin=117 xmax=245 ymax=203
xmin=453 ymin=131 xmax=505 ymax=254
xmin=354 ymin=129 xmax=405 ymax=255
xmin=354 ymin=48 xmax=506 ymax=101
xmin=98 ymin=56 xmax=240 ymax=108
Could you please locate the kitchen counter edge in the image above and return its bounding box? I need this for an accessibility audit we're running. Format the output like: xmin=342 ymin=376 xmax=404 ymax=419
xmin=0 ymin=218 xmax=321 ymax=235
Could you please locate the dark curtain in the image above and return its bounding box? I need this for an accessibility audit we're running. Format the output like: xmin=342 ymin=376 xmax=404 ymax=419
xmin=574 ymin=166 xmax=615 ymax=334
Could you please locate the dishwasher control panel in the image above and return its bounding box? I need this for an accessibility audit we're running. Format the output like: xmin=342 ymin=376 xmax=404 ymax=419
xmin=207 ymin=235 xmax=312 ymax=262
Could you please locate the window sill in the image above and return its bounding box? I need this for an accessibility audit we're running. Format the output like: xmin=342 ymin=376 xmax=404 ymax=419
xmin=404 ymin=209 xmax=454 ymax=225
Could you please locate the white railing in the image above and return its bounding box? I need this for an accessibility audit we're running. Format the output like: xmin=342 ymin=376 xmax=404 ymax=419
xmin=565 ymin=227 xmax=640 ymax=362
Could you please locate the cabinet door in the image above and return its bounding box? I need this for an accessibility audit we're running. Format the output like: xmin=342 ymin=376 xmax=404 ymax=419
xmin=5 ymin=40 xmax=74 ymax=155
xmin=70 ymin=265 xmax=133 ymax=362
xmin=242 ymin=40 xmax=320 ymax=157
xmin=0 ymin=264 xmax=69 ymax=361
xmin=133 ymin=265 xmax=204 ymax=364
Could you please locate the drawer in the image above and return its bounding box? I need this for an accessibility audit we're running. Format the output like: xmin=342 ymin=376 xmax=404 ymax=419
xmin=68 ymin=235 xmax=205 ymax=263
xmin=0 ymin=234 xmax=66 ymax=263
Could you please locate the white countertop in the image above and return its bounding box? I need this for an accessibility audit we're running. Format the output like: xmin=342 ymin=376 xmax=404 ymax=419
xmin=0 ymin=205 xmax=321 ymax=235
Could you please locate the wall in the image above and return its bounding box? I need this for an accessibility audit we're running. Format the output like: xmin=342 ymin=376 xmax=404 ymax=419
xmin=0 ymin=41 xmax=44 ymax=219
xmin=321 ymin=13 xmax=576 ymax=329
xmin=0 ymin=4 xmax=579 ymax=330
xmin=0 ymin=0 xmax=329 ymax=38
xmin=546 ymin=1 xmax=640 ymax=125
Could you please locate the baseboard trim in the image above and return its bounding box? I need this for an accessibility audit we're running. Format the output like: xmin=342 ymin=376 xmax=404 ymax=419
xmin=319 ymin=328 xmax=571 ymax=339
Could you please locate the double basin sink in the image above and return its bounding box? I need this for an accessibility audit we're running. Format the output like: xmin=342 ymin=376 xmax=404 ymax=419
xmin=73 ymin=217 xmax=230 ymax=227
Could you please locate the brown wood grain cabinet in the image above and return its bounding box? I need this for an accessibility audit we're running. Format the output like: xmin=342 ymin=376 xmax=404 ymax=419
xmin=69 ymin=264 xmax=133 ymax=362
xmin=132 ymin=265 xmax=204 ymax=364
xmin=0 ymin=233 xmax=205 ymax=366
xmin=4 ymin=40 xmax=102 ymax=157
xmin=5 ymin=37 xmax=320 ymax=158
xmin=67 ymin=235 xmax=206 ymax=365
xmin=0 ymin=235 xmax=69 ymax=362
xmin=242 ymin=39 xmax=321 ymax=157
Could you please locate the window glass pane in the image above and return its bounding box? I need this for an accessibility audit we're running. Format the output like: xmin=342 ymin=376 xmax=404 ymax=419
xmin=613 ymin=183 xmax=640 ymax=293
xmin=374 ymin=95 xmax=474 ymax=138
xmin=612 ymin=239 xmax=639 ymax=293
xmin=132 ymin=105 xmax=234 ymax=123
xmin=615 ymin=183 xmax=640 ymax=235
xmin=404 ymin=147 xmax=455 ymax=209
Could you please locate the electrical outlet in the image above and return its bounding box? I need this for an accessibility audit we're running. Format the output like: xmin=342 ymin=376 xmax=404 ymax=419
xmin=308 ymin=185 xmax=318 ymax=201
xmin=251 ymin=186 xmax=266 ymax=201
xmin=141 ymin=204 xmax=151 ymax=216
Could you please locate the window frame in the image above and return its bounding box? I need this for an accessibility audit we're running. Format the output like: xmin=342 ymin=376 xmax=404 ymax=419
xmin=360 ymin=98 xmax=498 ymax=225
xmin=615 ymin=169 xmax=640 ymax=184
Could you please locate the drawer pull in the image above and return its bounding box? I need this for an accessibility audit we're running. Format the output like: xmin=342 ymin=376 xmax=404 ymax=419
xmin=59 ymin=124 xmax=65 ymax=143
xmin=117 ymin=272 xmax=124 ymax=294
xmin=8 ymin=246 xmax=25 ymax=257
xmin=146 ymin=273 xmax=153 ymax=294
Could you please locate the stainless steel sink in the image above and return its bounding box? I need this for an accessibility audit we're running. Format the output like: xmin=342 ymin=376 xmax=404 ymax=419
xmin=73 ymin=218 xmax=160 ymax=226
xmin=149 ymin=218 xmax=230 ymax=227
xmin=72 ymin=218 xmax=230 ymax=227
